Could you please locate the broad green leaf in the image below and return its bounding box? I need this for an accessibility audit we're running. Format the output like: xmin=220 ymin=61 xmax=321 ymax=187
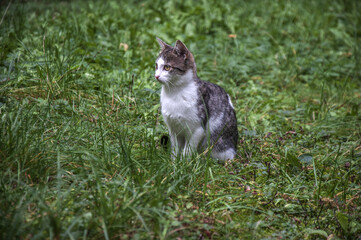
xmin=298 ymin=153 xmax=313 ymax=165
xmin=286 ymin=154 xmax=302 ymax=168
xmin=337 ymin=211 xmax=349 ymax=232
xmin=304 ymin=228 xmax=328 ymax=238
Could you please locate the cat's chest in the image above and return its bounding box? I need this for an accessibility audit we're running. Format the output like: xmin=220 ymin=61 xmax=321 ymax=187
xmin=160 ymin=83 xmax=199 ymax=124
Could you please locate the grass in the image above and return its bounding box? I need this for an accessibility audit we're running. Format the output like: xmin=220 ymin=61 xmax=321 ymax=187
xmin=0 ymin=0 xmax=360 ymax=239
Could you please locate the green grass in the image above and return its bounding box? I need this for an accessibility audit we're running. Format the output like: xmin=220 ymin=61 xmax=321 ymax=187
xmin=1 ymin=0 xmax=360 ymax=239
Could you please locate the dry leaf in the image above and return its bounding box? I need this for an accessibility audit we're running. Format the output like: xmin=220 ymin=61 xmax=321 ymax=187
xmin=119 ymin=43 xmax=129 ymax=51
xmin=251 ymin=76 xmax=262 ymax=80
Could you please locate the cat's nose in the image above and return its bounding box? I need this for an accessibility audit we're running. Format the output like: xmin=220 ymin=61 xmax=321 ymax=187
xmin=155 ymin=75 xmax=160 ymax=80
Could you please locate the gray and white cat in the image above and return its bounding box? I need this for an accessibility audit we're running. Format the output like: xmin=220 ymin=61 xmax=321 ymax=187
xmin=155 ymin=38 xmax=238 ymax=161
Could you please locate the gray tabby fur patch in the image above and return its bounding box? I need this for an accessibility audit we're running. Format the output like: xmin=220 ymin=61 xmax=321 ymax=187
xmin=155 ymin=38 xmax=238 ymax=161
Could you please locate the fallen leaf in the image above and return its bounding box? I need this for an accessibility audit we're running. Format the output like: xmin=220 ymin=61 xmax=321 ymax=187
xmin=119 ymin=43 xmax=129 ymax=51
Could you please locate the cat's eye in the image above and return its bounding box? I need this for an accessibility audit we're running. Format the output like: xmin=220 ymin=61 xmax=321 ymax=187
xmin=164 ymin=65 xmax=171 ymax=71
xmin=155 ymin=63 xmax=158 ymax=70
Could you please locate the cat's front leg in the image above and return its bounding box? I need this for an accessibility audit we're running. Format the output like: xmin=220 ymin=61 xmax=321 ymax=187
xmin=182 ymin=127 xmax=205 ymax=157
xmin=169 ymin=133 xmax=178 ymax=158
xmin=170 ymin=133 xmax=185 ymax=158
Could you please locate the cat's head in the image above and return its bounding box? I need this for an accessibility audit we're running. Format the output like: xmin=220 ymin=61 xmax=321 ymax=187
xmin=155 ymin=38 xmax=196 ymax=85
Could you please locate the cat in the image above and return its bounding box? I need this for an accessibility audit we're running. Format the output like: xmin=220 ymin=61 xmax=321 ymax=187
xmin=155 ymin=38 xmax=238 ymax=161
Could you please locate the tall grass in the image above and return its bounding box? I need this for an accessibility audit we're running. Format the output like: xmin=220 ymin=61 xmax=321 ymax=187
xmin=1 ymin=0 xmax=360 ymax=239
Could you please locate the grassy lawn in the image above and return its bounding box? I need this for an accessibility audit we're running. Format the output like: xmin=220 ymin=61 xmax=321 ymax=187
xmin=1 ymin=0 xmax=360 ymax=239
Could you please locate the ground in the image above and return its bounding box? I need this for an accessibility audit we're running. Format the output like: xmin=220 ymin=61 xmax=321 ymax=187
xmin=0 ymin=0 xmax=360 ymax=239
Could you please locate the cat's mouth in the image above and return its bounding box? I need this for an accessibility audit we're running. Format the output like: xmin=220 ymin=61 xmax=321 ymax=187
xmin=155 ymin=77 xmax=165 ymax=84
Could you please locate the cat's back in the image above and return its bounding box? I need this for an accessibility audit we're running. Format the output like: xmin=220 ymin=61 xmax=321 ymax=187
xmin=196 ymin=78 xmax=235 ymax=116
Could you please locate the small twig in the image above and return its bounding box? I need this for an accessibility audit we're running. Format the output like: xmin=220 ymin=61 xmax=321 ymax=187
xmin=166 ymin=226 xmax=189 ymax=237
xmin=111 ymin=89 xmax=114 ymax=110
xmin=42 ymin=34 xmax=51 ymax=91
xmin=0 ymin=0 xmax=13 ymax=26
xmin=56 ymin=65 xmax=82 ymax=83
xmin=92 ymin=47 xmax=104 ymax=59
xmin=43 ymin=35 xmax=46 ymax=55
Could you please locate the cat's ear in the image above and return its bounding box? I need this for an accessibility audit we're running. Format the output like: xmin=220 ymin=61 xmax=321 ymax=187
xmin=156 ymin=37 xmax=171 ymax=50
xmin=175 ymin=40 xmax=195 ymax=67
xmin=174 ymin=40 xmax=190 ymax=56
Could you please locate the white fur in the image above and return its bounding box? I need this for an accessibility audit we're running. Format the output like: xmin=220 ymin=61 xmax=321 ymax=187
xmin=204 ymin=113 xmax=236 ymax=161
xmin=160 ymin=68 xmax=205 ymax=156
xmin=208 ymin=113 xmax=224 ymax=134
xmin=156 ymin=57 xmax=194 ymax=88
xmin=155 ymin=57 xmax=165 ymax=80
xmin=227 ymin=94 xmax=234 ymax=109
xmin=211 ymin=148 xmax=236 ymax=162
